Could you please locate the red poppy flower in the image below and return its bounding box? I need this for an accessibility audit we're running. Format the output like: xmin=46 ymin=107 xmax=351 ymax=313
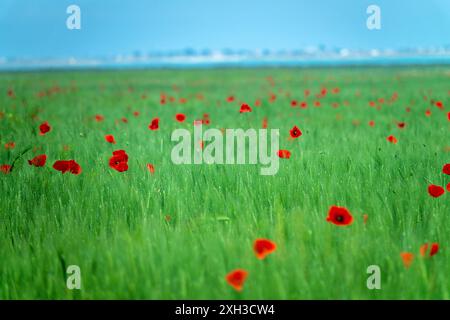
xmin=105 ymin=134 xmax=116 ymax=144
xmin=442 ymin=163 xmax=450 ymax=175
xmin=419 ymin=243 xmax=428 ymax=257
xmin=314 ymin=101 xmax=321 ymax=107
xmin=175 ymin=113 xmax=186 ymax=123
xmin=428 ymin=184 xmax=445 ymax=198
xmin=290 ymin=100 xmax=298 ymax=107
xmin=0 ymin=164 xmax=11 ymax=174
xmin=425 ymin=109 xmax=431 ymax=117
xmin=226 ymin=95 xmax=235 ymax=102
xmin=225 ymin=269 xmax=248 ymax=292
xmin=146 ymin=163 xmax=155 ymax=174
xmin=133 ymin=111 xmax=140 ymax=117
xmin=368 ymin=120 xmax=375 ymax=127
xmin=53 ymin=160 xmax=82 ymax=175
xmin=121 ymin=117 xmax=128 ymax=123
xmin=95 ymin=114 xmax=104 ymax=122
xmin=239 ymin=103 xmax=252 ymax=113
xmin=39 ymin=121 xmax=51 ymax=135
xmin=430 ymin=243 xmax=439 ymax=256
xmin=326 ymin=205 xmax=353 ymax=226
xmin=397 ymin=122 xmax=406 ymax=129
xmin=289 ymin=125 xmax=302 ymax=138
xmin=420 ymin=243 xmax=439 ymax=257
xmin=277 ymin=150 xmax=291 ymax=159
xmin=435 ymin=101 xmax=443 ymax=109
xmin=254 ymin=239 xmax=277 ymax=260
xmin=363 ymin=214 xmax=369 ymax=224
xmin=149 ymin=117 xmax=159 ymax=130
xmin=447 ymin=112 xmax=450 ymax=121
xmin=387 ymin=135 xmax=397 ymax=144
xmin=400 ymin=252 xmax=414 ymax=268
xmin=269 ymin=93 xmax=276 ymax=102
xmin=28 ymin=154 xmax=47 ymax=167
xmin=4 ymin=141 xmax=15 ymax=149
xmin=300 ymin=101 xmax=308 ymax=109
xmin=447 ymin=182 xmax=450 ymax=192
xmin=109 ymin=150 xmax=129 ymax=172
xmin=262 ymin=117 xmax=268 ymax=129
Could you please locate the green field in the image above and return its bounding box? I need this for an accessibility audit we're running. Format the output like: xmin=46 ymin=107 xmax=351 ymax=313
xmin=0 ymin=67 xmax=449 ymax=299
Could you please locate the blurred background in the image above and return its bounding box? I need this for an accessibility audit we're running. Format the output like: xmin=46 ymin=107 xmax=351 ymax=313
xmin=1 ymin=0 xmax=449 ymax=69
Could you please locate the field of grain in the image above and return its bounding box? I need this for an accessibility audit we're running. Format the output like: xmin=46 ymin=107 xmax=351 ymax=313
xmin=0 ymin=67 xmax=449 ymax=299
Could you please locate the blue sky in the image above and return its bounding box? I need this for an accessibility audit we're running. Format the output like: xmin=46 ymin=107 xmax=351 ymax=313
xmin=0 ymin=0 xmax=449 ymax=58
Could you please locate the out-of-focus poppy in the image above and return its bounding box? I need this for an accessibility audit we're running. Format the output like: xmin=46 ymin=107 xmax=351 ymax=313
xmin=326 ymin=206 xmax=353 ymax=226
xmin=363 ymin=214 xmax=369 ymax=224
xmin=387 ymin=135 xmax=397 ymax=144
xmin=39 ymin=121 xmax=51 ymax=135
xmin=289 ymin=126 xmax=302 ymax=138
xmin=0 ymin=164 xmax=11 ymax=174
xmin=420 ymin=243 xmax=439 ymax=257
xmin=149 ymin=117 xmax=159 ymax=130
xmin=262 ymin=117 xmax=268 ymax=129
xmin=109 ymin=150 xmax=129 ymax=172
xmin=400 ymin=252 xmax=414 ymax=268
xmin=105 ymin=134 xmax=116 ymax=144
xmin=175 ymin=113 xmax=186 ymax=123
xmin=4 ymin=141 xmax=15 ymax=149
xmin=225 ymin=269 xmax=248 ymax=292
xmin=28 ymin=154 xmax=47 ymax=167
xmin=442 ymin=163 xmax=450 ymax=175
xmin=254 ymin=239 xmax=277 ymax=260
xmin=53 ymin=160 xmax=81 ymax=175
xmin=239 ymin=103 xmax=252 ymax=113
xmin=430 ymin=243 xmax=439 ymax=256
xmin=146 ymin=163 xmax=155 ymax=174
xmin=428 ymin=184 xmax=445 ymax=198
xmin=277 ymin=150 xmax=291 ymax=159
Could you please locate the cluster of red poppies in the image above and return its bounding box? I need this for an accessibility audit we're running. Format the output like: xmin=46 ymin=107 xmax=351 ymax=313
xmin=0 ymin=119 xmax=158 ymax=175
xmin=401 ymin=242 xmax=440 ymax=268
xmin=427 ymin=164 xmax=450 ymax=198
xmin=225 ymin=238 xmax=277 ymax=291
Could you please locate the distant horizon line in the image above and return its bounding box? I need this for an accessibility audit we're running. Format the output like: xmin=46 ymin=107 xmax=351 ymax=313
xmin=1 ymin=48 xmax=450 ymax=71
